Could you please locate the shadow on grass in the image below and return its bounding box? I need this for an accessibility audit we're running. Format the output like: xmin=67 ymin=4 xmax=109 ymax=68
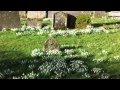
xmin=0 ymin=50 xmax=96 ymax=79
xmin=0 ymin=51 xmax=28 ymax=61
xmin=60 ymin=45 xmax=83 ymax=51
xmin=0 ymin=50 xmax=119 ymax=79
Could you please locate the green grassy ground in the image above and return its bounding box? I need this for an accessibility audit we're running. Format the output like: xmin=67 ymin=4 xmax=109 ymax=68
xmin=1 ymin=31 xmax=120 ymax=60
xmin=1 ymin=30 xmax=120 ymax=78
xmin=1 ymin=17 xmax=120 ymax=79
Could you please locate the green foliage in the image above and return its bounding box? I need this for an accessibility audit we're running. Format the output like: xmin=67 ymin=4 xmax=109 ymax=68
xmin=91 ymin=17 xmax=120 ymax=24
xmin=75 ymin=13 xmax=91 ymax=29
xmin=21 ymin=20 xmax=27 ymax=26
xmin=42 ymin=19 xmax=52 ymax=28
xmin=1 ymin=29 xmax=120 ymax=78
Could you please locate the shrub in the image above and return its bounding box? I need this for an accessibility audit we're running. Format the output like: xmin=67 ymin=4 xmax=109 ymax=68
xmin=42 ymin=19 xmax=52 ymax=28
xmin=75 ymin=13 xmax=91 ymax=29
xmin=21 ymin=20 xmax=27 ymax=26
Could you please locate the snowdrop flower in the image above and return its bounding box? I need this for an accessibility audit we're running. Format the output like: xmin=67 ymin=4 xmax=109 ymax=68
xmin=92 ymin=68 xmax=102 ymax=74
xmin=102 ymin=50 xmax=109 ymax=55
xmin=64 ymin=49 xmax=74 ymax=55
xmin=100 ymin=73 xmax=110 ymax=79
xmin=4 ymin=69 xmax=14 ymax=75
xmin=104 ymin=30 xmax=110 ymax=34
xmin=16 ymin=32 xmax=22 ymax=36
xmin=92 ymin=57 xmax=106 ymax=63
xmin=113 ymin=55 xmax=120 ymax=60
xmin=2 ymin=28 xmax=7 ymax=31
xmin=28 ymin=65 xmax=35 ymax=70
xmin=46 ymin=49 xmax=62 ymax=56
xmin=0 ymin=73 xmax=4 ymax=79
xmin=31 ymin=49 xmax=44 ymax=57
xmin=21 ymin=25 xmax=27 ymax=31
xmin=20 ymin=71 xmax=39 ymax=79
xmin=11 ymin=28 xmax=19 ymax=31
xmin=37 ymin=31 xmax=44 ymax=35
xmin=79 ymin=49 xmax=89 ymax=57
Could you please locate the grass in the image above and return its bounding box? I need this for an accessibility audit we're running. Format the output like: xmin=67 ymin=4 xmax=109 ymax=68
xmin=0 ymin=31 xmax=47 ymax=61
xmin=1 ymin=30 xmax=120 ymax=78
xmin=91 ymin=17 xmax=120 ymax=24
xmin=1 ymin=17 xmax=120 ymax=79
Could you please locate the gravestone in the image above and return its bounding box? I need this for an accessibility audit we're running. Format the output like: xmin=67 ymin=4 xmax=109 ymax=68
xmin=94 ymin=11 xmax=106 ymax=18
xmin=27 ymin=11 xmax=46 ymax=27
xmin=44 ymin=37 xmax=60 ymax=51
xmin=53 ymin=11 xmax=67 ymax=30
xmin=48 ymin=11 xmax=82 ymax=18
xmin=0 ymin=11 xmax=21 ymax=30
xmin=27 ymin=11 xmax=46 ymax=19
xmin=19 ymin=11 xmax=26 ymax=20
xmin=27 ymin=18 xmax=42 ymax=28
xmin=19 ymin=11 xmax=26 ymax=18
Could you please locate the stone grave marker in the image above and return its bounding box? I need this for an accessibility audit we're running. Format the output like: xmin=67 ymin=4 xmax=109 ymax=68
xmin=19 ymin=11 xmax=26 ymax=18
xmin=19 ymin=11 xmax=26 ymax=20
xmin=44 ymin=37 xmax=60 ymax=51
xmin=27 ymin=11 xmax=46 ymax=27
xmin=0 ymin=11 xmax=21 ymax=30
xmin=27 ymin=18 xmax=42 ymax=27
xmin=94 ymin=11 xmax=106 ymax=18
xmin=53 ymin=11 xmax=67 ymax=30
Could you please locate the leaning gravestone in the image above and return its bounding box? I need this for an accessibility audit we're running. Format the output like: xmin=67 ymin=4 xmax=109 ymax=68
xmin=53 ymin=11 xmax=67 ymax=30
xmin=0 ymin=11 xmax=21 ymax=30
xmin=27 ymin=11 xmax=46 ymax=27
xmin=44 ymin=37 xmax=60 ymax=51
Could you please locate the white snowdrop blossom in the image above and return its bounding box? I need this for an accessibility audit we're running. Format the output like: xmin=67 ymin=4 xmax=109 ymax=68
xmin=15 ymin=71 xmax=39 ymax=79
xmin=16 ymin=32 xmax=22 ymax=36
xmin=70 ymin=60 xmax=87 ymax=73
xmin=102 ymin=50 xmax=109 ymax=55
xmin=92 ymin=57 xmax=106 ymax=63
xmin=113 ymin=55 xmax=120 ymax=60
xmin=11 ymin=28 xmax=19 ymax=31
xmin=28 ymin=65 xmax=35 ymax=70
xmin=31 ymin=49 xmax=44 ymax=57
xmin=92 ymin=68 xmax=102 ymax=74
xmin=2 ymin=28 xmax=7 ymax=31
xmin=46 ymin=49 xmax=62 ymax=56
xmin=100 ymin=73 xmax=110 ymax=79
xmin=4 ymin=69 xmax=14 ymax=75
xmin=64 ymin=49 xmax=74 ymax=55
xmin=0 ymin=73 xmax=4 ymax=79
xmin=79 ymin=49 xmax=89 ymax=57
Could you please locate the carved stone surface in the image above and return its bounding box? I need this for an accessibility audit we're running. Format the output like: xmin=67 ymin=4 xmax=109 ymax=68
xmin=44 ymin=37 xmax=60 ymax=51
xmin=53 ymin=11 xmax=67 ymax=30
xmin=0 ymin=11 xmax=21 ymax=29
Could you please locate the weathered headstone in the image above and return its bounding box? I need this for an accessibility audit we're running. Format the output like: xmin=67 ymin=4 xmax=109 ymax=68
xmin=0 ymin=11 xmax=21 ymax=29
xmin=27 ymin=18 xmax=42 ymax=27
xmin=27 ymin=11 xmax=46 ymax=19
xmin=94 ymin=11 xmax=106 ymax=18
xmin=27 ymin=11 xmax=46 ymax=27
xmin=44 ymin=37 xmax=60 ymax=51
xmin=19 ymin=11 xmax=26 ymax=18
xmin=19 ymin=11 xmax=26 ymax=20
xmin=48 ymin=11 xmax=93 ymax=18
xmin=53 ymin=11 xmax=67 ymax=30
